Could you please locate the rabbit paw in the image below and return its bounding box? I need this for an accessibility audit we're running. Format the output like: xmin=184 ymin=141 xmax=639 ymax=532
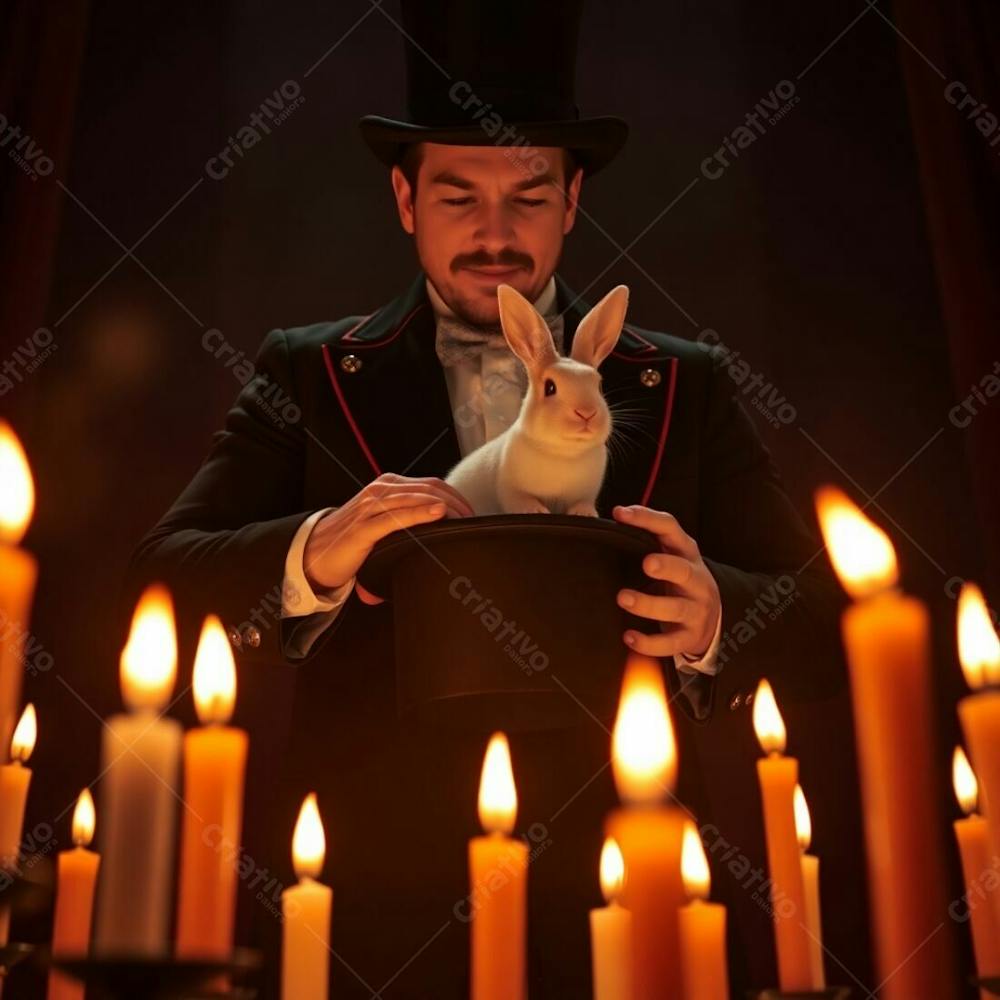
xmin=508 ymin=499 xmax=551 ymax=514
xmin=566 ymin=501 xmax=599 ymax=517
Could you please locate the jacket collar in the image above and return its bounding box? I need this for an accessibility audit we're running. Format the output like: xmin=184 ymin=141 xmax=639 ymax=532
xmin=321 ymin=272 xmax=679 ymax=512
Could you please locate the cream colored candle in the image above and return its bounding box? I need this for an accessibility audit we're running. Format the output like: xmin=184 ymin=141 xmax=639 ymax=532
xmin=93 ymin=585 xmax=182 ymax=956
xmin=176 ymin=616 xmax=248 ymax=959
xmin=678 ymin=821 xmax=728 ymax=1000
xmin=604 ymin=653 xmax=685 ymax=1000
xmin=282 ymin=793 xmax=332 ymax=1000
xmin=952 ymin=743 xmax=1000 ymax=992
xmin=752 ymin=680 xmax=811 ymax=991
xmin=793 ymin=784 xmax=825 ymax=989
xmin=48 ymin=789 xmax=100 ymax=1000
xmin=470 ymin=732 xmax=527 ymax=1000
xmin=816 ymin=487 xmax=957 ymax=1000
xmin=0 ymin=424 xmax=37 ymax=756
xmin=589 ymin=837 xmax=632 ymax=1000
xmin=0 ymin=704 xmax=36 ymax=867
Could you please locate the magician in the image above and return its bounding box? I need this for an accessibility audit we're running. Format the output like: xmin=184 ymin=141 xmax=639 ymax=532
xmin=128 ymin=1 xmax=846 ymax=995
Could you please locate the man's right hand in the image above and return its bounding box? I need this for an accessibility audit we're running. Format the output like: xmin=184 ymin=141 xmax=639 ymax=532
xmin=302 ymin=473 xmax=474 ymax=593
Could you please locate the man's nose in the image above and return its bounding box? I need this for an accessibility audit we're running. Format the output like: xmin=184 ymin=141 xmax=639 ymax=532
xmin=473 ymin=203 xmax=515 ymax=252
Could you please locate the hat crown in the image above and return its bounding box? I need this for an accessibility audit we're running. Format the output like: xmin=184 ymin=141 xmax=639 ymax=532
xmin=399 ymin=0 xmax=583 ymax=125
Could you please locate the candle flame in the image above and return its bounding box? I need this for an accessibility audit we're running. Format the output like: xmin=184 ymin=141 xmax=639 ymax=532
xmin=0 ymin=423 xmax=35 ymax=545
xmin=292 ymin=792 xmax=326 ymax=880
xmin=611 ymin=653 xmax=677 ymax=805
xmin=192 ymin=615 xmax=237 ymax=724
xmin=72 ymin=788 xmax=96 ymax=847
xmin=599 ymin=837 xmax=625 ymax=905
xmin=752 ymin=679 xmax=786 ymax=755
xmin=10 ymin=703 xmax=36 ymax=763
xmin=478 ymin=732 xmax=517 ymax=834
xmin=953 ymin=746 xmax=978 ymax=816
xmin=794 ymin=783 xmax=812 ymax=852
xmin=957 ymin=583 xmax=1000 ymax=690
xmin=681 ymin=820 xmax=710 ymax=901
xmin=120 ymin=584 xmax=177 ymax=712
xmin=815 ymin=486 xmax=898 ymax=599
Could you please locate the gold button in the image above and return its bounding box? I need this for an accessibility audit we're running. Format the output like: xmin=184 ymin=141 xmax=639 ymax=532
xmin=639 ymin=368 xmax=661 ymax=388
xmin=243 ymin=625 xmax=261 ymax=648
xmin=340 ymin=354 xmax=362 ymax=374
xmin=227 ymin=627 xmax=242 ymax=649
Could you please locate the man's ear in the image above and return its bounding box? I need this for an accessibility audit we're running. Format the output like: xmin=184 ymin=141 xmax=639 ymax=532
xmin=391 ymin=165 xmax=415 ymax=234
xmin=562 ymin=165 xmax=583 ymax=235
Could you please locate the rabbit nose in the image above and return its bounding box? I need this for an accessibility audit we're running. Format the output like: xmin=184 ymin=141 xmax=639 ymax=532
xmin=575 ymin=408 xmax=596 ymax=422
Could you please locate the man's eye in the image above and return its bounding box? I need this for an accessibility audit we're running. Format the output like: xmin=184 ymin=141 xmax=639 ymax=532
xmin=443 ymin=197 xmax=473 ymax=206
xmin=516 ymin=198 xmax=546 ymax=207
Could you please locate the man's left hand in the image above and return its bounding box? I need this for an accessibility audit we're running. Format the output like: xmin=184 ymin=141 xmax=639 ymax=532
xmin=611 ymin=504 xmax=721 ymax=659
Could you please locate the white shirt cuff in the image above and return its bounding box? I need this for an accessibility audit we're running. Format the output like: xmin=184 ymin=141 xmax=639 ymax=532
xmin=674 ymin=602 xmax=723 ymax=677
xmin=281 ymin=507 xmax=355 ymax=618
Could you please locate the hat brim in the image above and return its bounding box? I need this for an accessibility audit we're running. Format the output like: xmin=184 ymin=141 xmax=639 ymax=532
xmin=358 ymin=114 xmax=628 ymax=177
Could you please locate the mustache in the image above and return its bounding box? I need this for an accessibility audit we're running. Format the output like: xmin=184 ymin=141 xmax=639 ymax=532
xmin=451 ymin=249 xmax=533 ymax=272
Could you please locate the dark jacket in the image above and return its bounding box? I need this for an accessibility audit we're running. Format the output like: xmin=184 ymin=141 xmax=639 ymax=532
xmin=129 ymin=271 xmax=846 ymax=997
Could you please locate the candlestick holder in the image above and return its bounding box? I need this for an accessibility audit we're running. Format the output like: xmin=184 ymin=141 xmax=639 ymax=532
xmin=749 ymin=989 xmax=851 ymax=999
xmin=49 ymin=948 xmax=260 ymax=1000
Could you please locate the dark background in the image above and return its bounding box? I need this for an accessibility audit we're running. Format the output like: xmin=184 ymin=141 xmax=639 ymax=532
xmin=1 ymin=0 xmax=997 ymax=995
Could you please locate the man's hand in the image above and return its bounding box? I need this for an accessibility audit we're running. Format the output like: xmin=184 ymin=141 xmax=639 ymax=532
xmin=611 ymin=504 xmax=721 ymax=659
xmin=303 ymin=474 xmax=474 ymax=597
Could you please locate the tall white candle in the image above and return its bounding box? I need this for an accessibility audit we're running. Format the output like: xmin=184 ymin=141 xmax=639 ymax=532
xmin=282 ymin=793 xmax=332 ymax=1000
xmin=93 ymin=584 xmax=181 ymax=955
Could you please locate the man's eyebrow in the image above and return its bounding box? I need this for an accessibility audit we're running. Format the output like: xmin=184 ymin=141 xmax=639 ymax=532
xmin=428 ymin=170 xmax=561 ymax=192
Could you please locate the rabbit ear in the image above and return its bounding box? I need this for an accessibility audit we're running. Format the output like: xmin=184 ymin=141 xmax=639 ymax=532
xmin=497 ymin=284 xmax=559 ymax=373
xmin=570 ymin=285 xmax=629 ymax=368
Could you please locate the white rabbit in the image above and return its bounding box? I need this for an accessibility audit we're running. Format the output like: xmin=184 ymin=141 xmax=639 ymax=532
xmin=444 ymin=282 xmax=629 ymax=516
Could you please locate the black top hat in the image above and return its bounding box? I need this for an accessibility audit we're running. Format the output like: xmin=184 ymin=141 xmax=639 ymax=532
xmin=359 ymin=0 xmax=628 ymax=177
xmin=358 ymin=514 xmax=659 ymax=732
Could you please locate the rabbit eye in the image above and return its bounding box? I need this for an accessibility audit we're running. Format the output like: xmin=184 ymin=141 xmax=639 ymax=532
xmin=544 ymin=378 xmax=557 ymax=397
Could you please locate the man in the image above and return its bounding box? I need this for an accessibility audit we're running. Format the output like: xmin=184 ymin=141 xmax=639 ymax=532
xmin=130 ymin=2 xmax=845 ymax=995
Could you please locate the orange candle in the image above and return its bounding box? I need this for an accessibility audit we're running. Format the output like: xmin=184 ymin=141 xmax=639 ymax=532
xmin=282 ymin=793 xmax=332 ymax=1000
xmin=176 ymin=615 xmax=248 ymax=958
xmin=816 ymin=487 xmax=957 ymax=1000
xmin=678 ymin=821 xmax=728 ymax=1000
xmin=470 ymin=732 xmax=527 ymax=1000
xmin=589 ymin=837 xmax=632 ymax=1000
xmin=0 ymin=703 xmax=36 ymax=949
xmin=604 ymin=653 xmax=685 ymax=1000
xmin=48 ymin=789 xmax=100 ymax=1000
xmin=951 ymin=745 xmax=1000 ymax=994
xmin=793 ymin=783 xmax=825 ymax=989
xmin=752 ymin=679 xmax=812 ymax=990
xmin=0 ymin=424 xmax=37 ymax=755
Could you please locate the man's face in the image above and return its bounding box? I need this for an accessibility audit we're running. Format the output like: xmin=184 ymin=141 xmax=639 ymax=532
xmin=390 ymin=144 xmax=582 ymax=326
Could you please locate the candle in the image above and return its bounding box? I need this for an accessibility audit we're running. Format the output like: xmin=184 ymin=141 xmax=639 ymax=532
xmin=0 ymin=704 xmax=36 ymax=866
xmin=816 ymin=487 xmax=957 ymax=999
xmin=951 ymin=745 xmax=1000 ymax=993
xmin=604 ymin=653 xmax=685 ymax=1000
xmin=752 ymin=679 xmax=812 ymax=990
xmin=0 ymin=424 xmax=37 ymax=754
xmin=678 ymin=820 xmax=728 ymax=1000
xmin=48 ymin=789 xmax=100 ymax=1000
xmin=589 ymin=837 xmax=632 ymax=1000
xmin=282 ymin=793 xmax=332 ymax=1000
xmin=93 ymin=584 xmax=182 ymax=955
xmin=470 ymin=732 xmax=527 ymax=1000
xmin=176 ymin=615 xmax=248 ymax=959
xmin=793 ymin=783 xmax=825 ymax=989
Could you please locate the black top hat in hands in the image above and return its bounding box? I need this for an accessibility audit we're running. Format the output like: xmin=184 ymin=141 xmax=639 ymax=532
xmin=359 ymin=0 xmax=628 ymax=177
